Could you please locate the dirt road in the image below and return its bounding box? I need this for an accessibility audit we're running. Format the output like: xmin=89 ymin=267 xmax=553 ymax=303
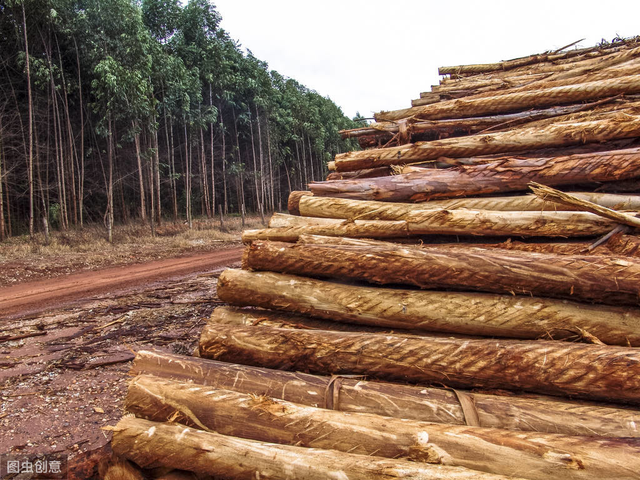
xmin=0 ymin=246 xmax=243 ymax=320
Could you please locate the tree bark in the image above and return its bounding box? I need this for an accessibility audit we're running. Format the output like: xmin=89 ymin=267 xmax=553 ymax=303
xmin=292 ymin=192 xmax=640 ymax=219
xmin=333 ymin=110 xmax=640 ymax=172
xmin=111 ymin=417 xmax=509 ymax=480
xmin=217 ymin=269 xmax=640 ymax=345
xmin=200 ymin=324 xmax=640 ymax=404
xmin=22 ymin=3 xmax=34 ymax=238
xmin=126 ymin=374 xmax=640 ymax=480
xmin=133 ymin=126 xmax=146 ymax=221
xmin=244 ymin=240 xmax=640 ymax=306
xmin=311 ymin=147 xmax=640 ymax=201
xmin=131 ymin=350 xmax=640 ymax=437
xmin=375 ymin=76 xmax=640 ymax=122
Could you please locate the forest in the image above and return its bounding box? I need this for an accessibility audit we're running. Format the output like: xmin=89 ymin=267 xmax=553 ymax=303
xmin=0 ymin=0 xmax=360 ymax=241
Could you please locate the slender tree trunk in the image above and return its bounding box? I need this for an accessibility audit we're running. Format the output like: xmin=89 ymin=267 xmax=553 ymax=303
xmin=255 ymin=104 xmax=265 ymax=209
xmin=153 ymin=122 xmax=161 ymax=224
xmin=3 ymin=166 xmax=10 ymax=237
xmin=219 ymin=104 xmax=228 ymax=214
xmin=107 ymin=116 xmax=114 ymax=243
xmin=133 ymin=123 xmax=146 ymax=220
xmin=74 ymin=38 xmax=84 ymax=227
xmin=22 ymin=3 xmax=34 ymax=238
xmin=266 ymin=119 xmax=275 ymax=211
xmin=248 ymin=108 xmax=260 ymax=213
xmin=209 ymin=84 xmax=216 ymax=214
xmin=232 ymin=108 xmax=242 ymax=213
xmin=199 ymin=125 xmax=211 ymax=217
xmin=0 ymin=119 xmax=5 ymax=241
xmin=148 ymin=139 xmax=156 ymax=237
xmin=184 ymin=121 xmax=192 ymax=229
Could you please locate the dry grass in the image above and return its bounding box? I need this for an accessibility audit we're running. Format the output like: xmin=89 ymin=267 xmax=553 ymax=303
xmin=0 ymin=214 xmax=266 ymax=286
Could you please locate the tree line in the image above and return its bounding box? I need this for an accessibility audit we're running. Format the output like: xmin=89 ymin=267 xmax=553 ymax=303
xmin=0 ymin=0 xmax=360 ymax=241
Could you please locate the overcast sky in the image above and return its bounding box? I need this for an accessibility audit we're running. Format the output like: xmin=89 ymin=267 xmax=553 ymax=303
xmin=212 ymin=0 xmax=640 ymax=119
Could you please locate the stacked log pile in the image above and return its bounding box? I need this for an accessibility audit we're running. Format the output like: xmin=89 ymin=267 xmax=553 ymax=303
xmin=109 ymin=39 xmax=640 ymax=480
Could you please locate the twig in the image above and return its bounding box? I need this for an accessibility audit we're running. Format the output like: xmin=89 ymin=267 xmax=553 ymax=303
xmin=0 ymin=331 xmax=47 ymax=342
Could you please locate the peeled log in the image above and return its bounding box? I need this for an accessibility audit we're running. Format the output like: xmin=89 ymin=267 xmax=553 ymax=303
xmin=210 ymin=305 xmax=421 ymax=336
xmin=200 ymin=324 xmax=640 ymax=404
xmin=126 ymin=375 xmax=640 ymax=480
xmin=293 ymin=192 xmax=640 ymax=219
xmin=130 ymin=350 xmax=640 ymax=437
xmin=374 ymin=76 xmax=640 ymax=122
xmin=111 ymin=417 xmax=507 ymax=480
xmin=243 ymin=240 xmax=640 ymax=306
xmin=217 ymin=269 xmax=640 ymax=345
xmin=311 ymin=147 xmax=640 ymax=201
xmin=257 ymin=211 xmax=616 ymax=240
xmin=333 ymin=110 xmax=640 ymax=172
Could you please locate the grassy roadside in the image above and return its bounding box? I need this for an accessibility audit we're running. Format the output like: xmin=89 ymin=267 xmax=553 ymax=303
xmin=0 ymin=215 xmax=264 ymax=287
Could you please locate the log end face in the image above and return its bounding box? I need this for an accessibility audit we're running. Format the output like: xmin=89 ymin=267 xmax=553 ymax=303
xmin=287 ymin=191 xmax=313 ymax=216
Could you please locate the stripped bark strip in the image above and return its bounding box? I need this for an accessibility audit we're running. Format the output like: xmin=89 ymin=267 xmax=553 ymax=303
xmin=293 ymin=193 xmax=640 ymax=219
xmin=111 ymin=417 xmax=511 ymax=480
xmin=126 ymin=375 xmax=640 ymax=480
xmin=374 ymin=76 xmax=640 ymax=122
xmin=243 ymin=240 xmax=640 ymax=306
xmin=217 ymin=269 xmax=640 ymax=345
xmin=131 ymin=350 xmax=640 ymax=438
xmin=199 ymin=324 xmax=640 ymax=404
xmin=332 ymin=110 xmax=640 ymax=172
xmin=311 ymin=147 xmax=640 ymax=202
xmin=529 ymin=182 xmax=640 ymax=228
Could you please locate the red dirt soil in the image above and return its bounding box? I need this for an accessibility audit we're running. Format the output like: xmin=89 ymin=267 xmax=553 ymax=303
xmin=0 ymin=247 xmax=243 ymax=320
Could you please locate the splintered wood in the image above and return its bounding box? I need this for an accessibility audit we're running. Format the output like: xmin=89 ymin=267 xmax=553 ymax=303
xmin=111 ymin=37 xmax=640 ymax=480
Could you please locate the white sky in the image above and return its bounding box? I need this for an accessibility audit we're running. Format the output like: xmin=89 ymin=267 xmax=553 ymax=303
xmin=213 ymin=0 xmax=640 ymax=119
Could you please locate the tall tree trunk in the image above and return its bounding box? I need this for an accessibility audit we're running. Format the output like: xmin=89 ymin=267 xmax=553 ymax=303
xmin=164 ymin=111 xmax=178 ymax=221
xmin=133 ymin=122 xmax=146 ymax=220
xmin=22 ymin=3 xmax=34 ymax=238
xmin=0 ymin=119 xmax=5 ymax=241
xmin=248 ymin=108 xmax=260 ymax=213
xmin=106 ymin=116 xmax=114 ymax=243
xmin=209 ymin=84 xmax=216 ymax=215
xmin=266 ymin=119 xmax=275 ymax=211
xmin=255 ymin=104 xmax=265 ymax=209
xmin=220 ymin=105 xmax=228 ymax=214
xmin=184 ymin=121 xmax=192 ymax=229
xmin=232 ymin=108 xmax=242 ymax=213
xmin=153 ymin=121 xmax=161 ymax=224
xmin=199 ymin=125 xmax=211 ymax=217
xmin=74 ymin=38 xmax=84 ymax=227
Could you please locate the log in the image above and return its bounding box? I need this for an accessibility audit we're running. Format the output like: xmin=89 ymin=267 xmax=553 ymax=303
xmin=340 ymin=103 xmax=612 ymax=141
xmin=375 ymin=76 xmax=640 ymax=122
xmin=296 ymin=232 xmax=640 ymax=258
xmin=332 ymin=109 xmax=640 ymax=171
xmin=200 ymin=324 xmax=640 ymax=404
xmin=111 ymin=417 xmax=511 ymax=480
xmin=217 ymin=268 xmax=640 ymax=345
xmin=529 ymin=182 xmax=640 ymax=228
xmin=293 ymin=192 xmax=640 ymax=219
xmin=312 ymin=147 xmax=640 ymax=201
xmin=243 ymin=240 xmax=640 ymax=306
xmin=210 ymin=305 xmax=421 ymax=336
xmin=438 ymin=40 xmax=638 ymax=75
xmin=130 ymin=350 xmax=640 ymax=437
xmin=126 ymin=375 xmax=640 ymax=480
xmin=257 ymin=210 xmax=616 ymax=239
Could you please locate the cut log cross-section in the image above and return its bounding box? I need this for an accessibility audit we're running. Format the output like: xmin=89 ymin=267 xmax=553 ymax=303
xmin=130 ymin=350 xmax=640 ymax=438
xmin=125 ymin=374 xmax=640 ymax=480
xmin=199 ymin=324 xmax=640 ymax=404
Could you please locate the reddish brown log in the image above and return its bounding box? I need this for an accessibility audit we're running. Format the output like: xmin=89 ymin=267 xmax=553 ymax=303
xmin=311 ymin=147 xmax=640 ymax=201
